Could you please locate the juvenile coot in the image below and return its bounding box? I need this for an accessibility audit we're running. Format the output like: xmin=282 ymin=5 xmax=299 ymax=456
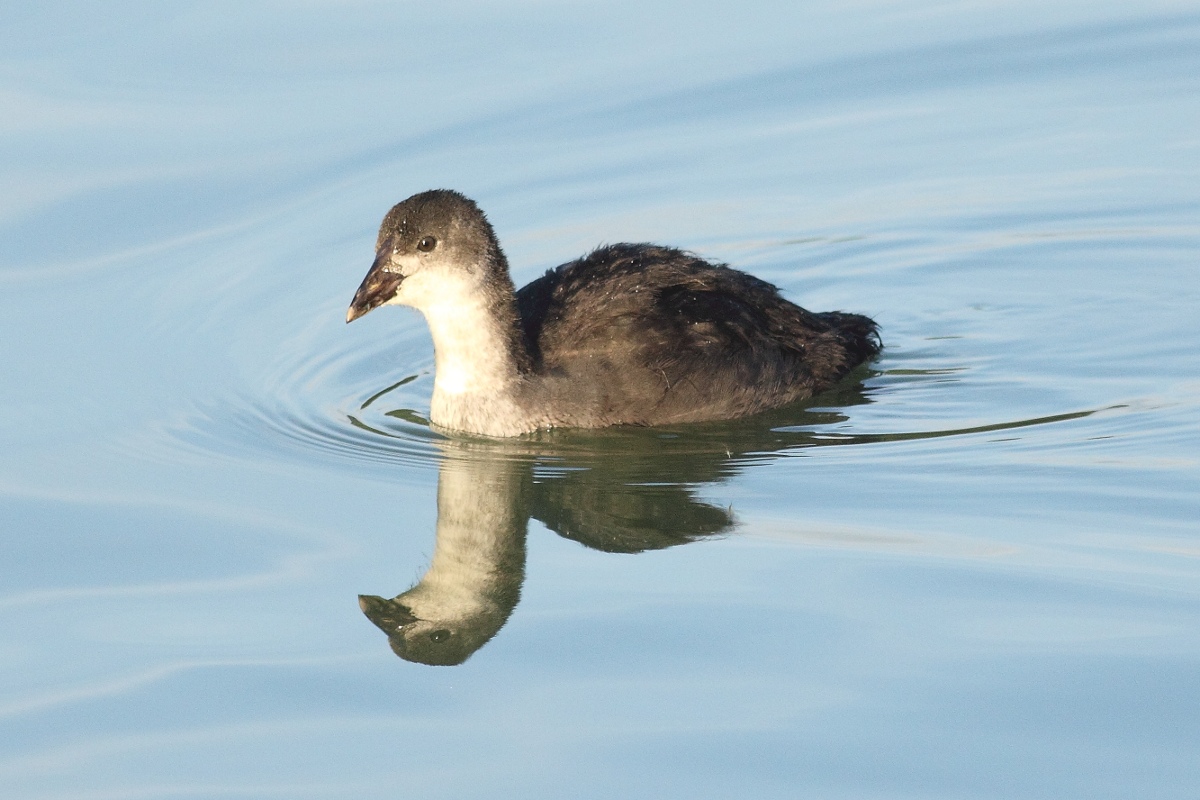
xmin=347 ymin=190 xmax=880 ymax=437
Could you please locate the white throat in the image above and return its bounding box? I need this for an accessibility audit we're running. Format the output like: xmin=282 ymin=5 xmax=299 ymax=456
xmin=423 ymin=295 xmax=514 ymax=397
xmin=390 ymin=266 xmax=533 ymax=436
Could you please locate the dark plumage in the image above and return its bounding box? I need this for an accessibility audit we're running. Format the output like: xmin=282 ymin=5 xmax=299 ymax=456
xmin=347 ymin=190 xmax=880 ymax=437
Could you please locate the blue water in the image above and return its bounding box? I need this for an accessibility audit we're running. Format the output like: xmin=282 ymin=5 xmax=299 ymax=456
xmin=2 ymin=3 xmax=1199 ymax=797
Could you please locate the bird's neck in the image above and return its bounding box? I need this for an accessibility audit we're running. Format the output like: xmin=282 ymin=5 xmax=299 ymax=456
xmin=421 ymin=280 xmax=534 ymax=435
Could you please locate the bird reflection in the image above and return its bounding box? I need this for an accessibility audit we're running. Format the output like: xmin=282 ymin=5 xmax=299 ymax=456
xmin=359 ymin=449 xmax=530 ymax=665
xmin=360 ymin=377 xmax=875 ymax=665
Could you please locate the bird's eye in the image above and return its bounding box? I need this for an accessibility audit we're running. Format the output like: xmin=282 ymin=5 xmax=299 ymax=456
xmin=417 ymin=236 xmax=437 ymax=252
xmin=429 ymin=629 xmax=451 ymax=643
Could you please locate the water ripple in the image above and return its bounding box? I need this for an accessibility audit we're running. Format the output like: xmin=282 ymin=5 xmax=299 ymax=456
xmin=165 ymin=325 xmax=1121 ymax=484
xmin=169 ymin=329 xmax=445 ymax=473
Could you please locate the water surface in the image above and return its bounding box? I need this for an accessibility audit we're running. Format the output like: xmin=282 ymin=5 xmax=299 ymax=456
xmin=2 ymin=2 xmax=1199 ymax=798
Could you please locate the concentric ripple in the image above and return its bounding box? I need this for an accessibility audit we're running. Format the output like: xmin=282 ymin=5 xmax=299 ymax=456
xmin=169 ymin=324 xmax=446 ymax=474
xmin=163 ymin=308 xmax=1123 ymax=484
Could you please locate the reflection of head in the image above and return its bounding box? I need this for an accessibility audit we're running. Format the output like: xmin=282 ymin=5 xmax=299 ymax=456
xmin=359 ymin=593 xmax=518 ymax=666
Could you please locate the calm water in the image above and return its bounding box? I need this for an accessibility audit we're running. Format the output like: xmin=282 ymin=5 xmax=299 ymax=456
xmin=3 ymin=2 xmax=1199 ymax=797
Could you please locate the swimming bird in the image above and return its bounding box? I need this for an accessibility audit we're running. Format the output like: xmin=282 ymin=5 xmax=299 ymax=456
xmin=347 ymin=190 xmax=880 ymax=437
